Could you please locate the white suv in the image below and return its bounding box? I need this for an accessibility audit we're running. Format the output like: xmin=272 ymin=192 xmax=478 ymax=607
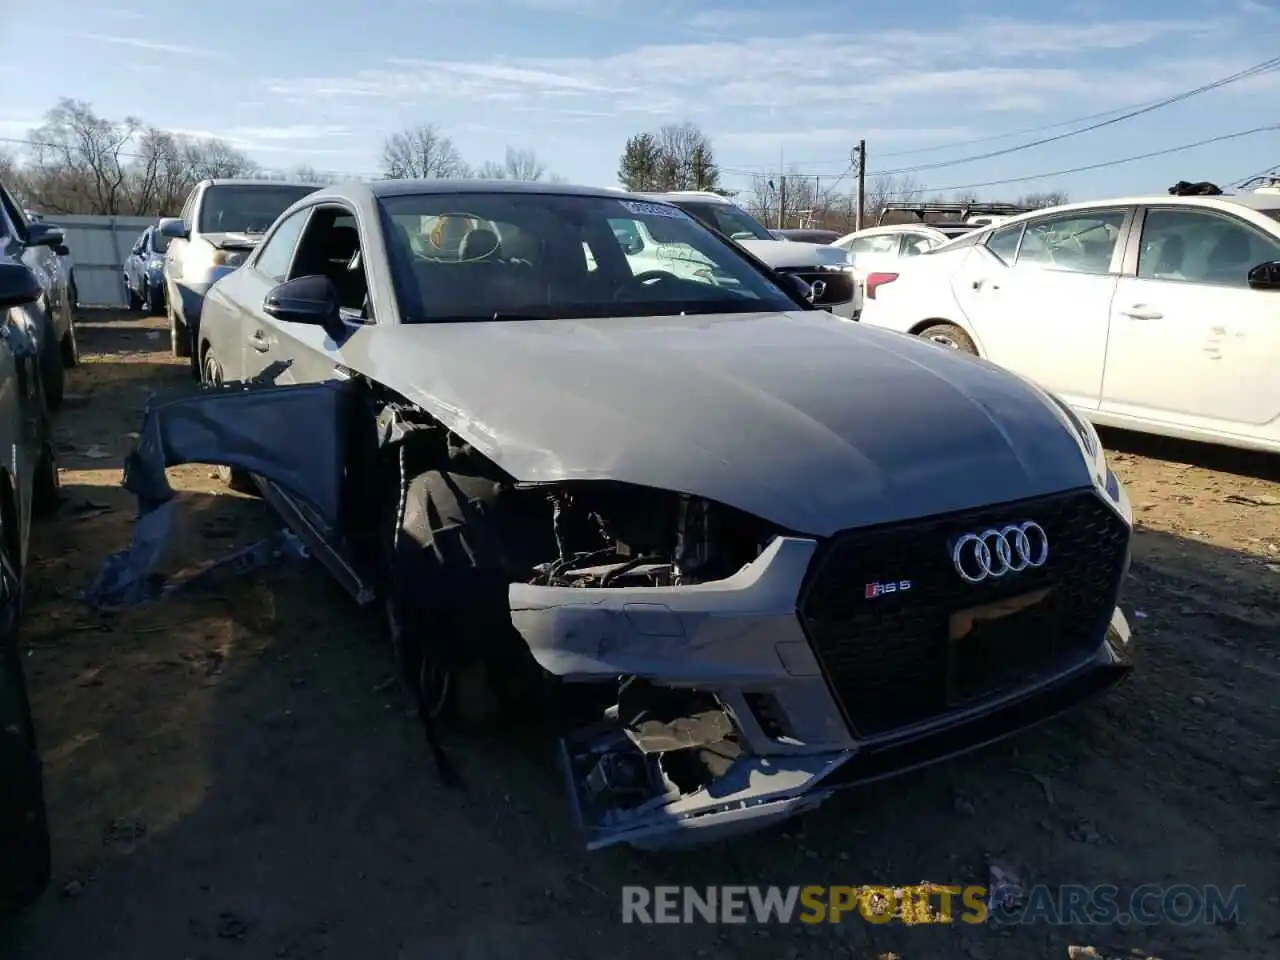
xmin=159 ymin=179 xmax=319 ymax=376
xmin=635 ymin=191 xmax=857 ymax=317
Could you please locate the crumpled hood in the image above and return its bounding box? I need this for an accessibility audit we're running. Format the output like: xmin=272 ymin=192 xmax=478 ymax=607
xmin=356 ymin=311 xmax=1095 ymax=536
xmin=204 ymin=232 xmax=263 ymax=251
xmin=736 ymin=239 xmax=850 ymax=270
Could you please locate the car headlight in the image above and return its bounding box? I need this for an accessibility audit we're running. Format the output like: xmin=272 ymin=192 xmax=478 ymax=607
xmin=1044 ymin=392 xmax=1117 ymax=495
xmin=211 ymin=250 xmax=247 ymax=267
xmin=149 ymin=259 xmax=164 ymax=271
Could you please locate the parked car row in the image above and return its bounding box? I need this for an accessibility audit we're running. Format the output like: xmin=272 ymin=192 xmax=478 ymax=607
xmin=0 ymin=180 xmax=69 ymax=915
xmin=105 ymin=178 xmax=1136 ymax=852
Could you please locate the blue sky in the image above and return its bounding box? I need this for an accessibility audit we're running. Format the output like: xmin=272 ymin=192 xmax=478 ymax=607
xmin=4 ymin=0 xmax=1279 ymax=203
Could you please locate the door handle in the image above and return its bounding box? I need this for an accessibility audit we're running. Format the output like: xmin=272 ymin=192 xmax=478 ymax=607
xmin=248 ymin=330 xmax=271 ymax=353
xmin=1120 ymin=305 xmax=1162 ymax=320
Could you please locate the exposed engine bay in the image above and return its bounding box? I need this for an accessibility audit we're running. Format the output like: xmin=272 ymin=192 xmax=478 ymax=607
xmin=375 ymin=402 xmax=788 ymax=838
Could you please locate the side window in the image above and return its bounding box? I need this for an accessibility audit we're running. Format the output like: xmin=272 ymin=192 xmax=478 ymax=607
xmin=1137 ymin=208 xmax=1280 ymax=287
xmin=898 ymin=233 xmax=934 ymax=258
xmin=985 ymin=223 xmax=1023 ymax=264
xmin=847 ymin=234 xmax=897 ymax=257
xmin=0 ymin=184 xmax=28 ymax=242
xmin=1015 ymin=210 xmax=1126 ymax=274
xmin=288 ymin=208 xmax=371 ymax=317
xmin=253 ymin=207 xmax=311 ymax=282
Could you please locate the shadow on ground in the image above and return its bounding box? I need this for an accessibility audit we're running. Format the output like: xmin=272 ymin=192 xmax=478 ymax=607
xmin=2 ymin=312 xmax=1275 ymax=958
xmin=4 ymin=482 xmax=1276 ymax=959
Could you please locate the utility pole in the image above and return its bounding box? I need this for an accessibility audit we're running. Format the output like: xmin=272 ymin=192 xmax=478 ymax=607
xmin=777 ymin=146 xmax=786 ymax=229
xmin=853 ymin=139 xmax=867 ymax=231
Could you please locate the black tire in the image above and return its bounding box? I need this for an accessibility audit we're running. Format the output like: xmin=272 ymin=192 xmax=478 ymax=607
xmin=60 ymin=326 xmax=79 ymax=369
xmin=168 ymin=299 xmax=191 ymax=359
xmin=380 ymin=467 xmax=534 ymax=729
xmin=0 ymin=543 xmax=51 ymax=915
xmin=145 ymin=282 xmax=164 ymax=316
xmin=201 ymin=351 xmax=260 ymax=496
xmin=38 ymin=325 xmax=64 ymax=412
xmin=917 ymin=322 xmax=978 ymax=355
xmin=31 ymin=441 xmax=61 ymax=519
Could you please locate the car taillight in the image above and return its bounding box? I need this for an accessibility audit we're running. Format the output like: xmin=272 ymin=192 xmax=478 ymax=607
xmin=865 ymin=272 xmax=899 ymax=299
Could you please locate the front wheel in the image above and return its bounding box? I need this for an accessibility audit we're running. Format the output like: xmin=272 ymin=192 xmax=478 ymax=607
xmin=379 ymin=468 xmax=536 ymax=730
xmin=917 ymin=322 xmax=978 ymax=355
xmin=201 ymin=352 xmax=259 ymax=496
xmin=38 ymin=326 xmax=65 ymax=412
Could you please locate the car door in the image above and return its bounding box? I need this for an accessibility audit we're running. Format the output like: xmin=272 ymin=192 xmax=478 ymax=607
xmin=235 ymin=203 xmax=373 ymax=386
xmin=1100 ymin=205 xmax=1280 ymax=436
xmin=0 ymin=187 xmax=57 ymax=319
xmin=213 ymin=204 xmax=314 ymax=383
xmin=950 ymin=207 xmax=1132 ymax=410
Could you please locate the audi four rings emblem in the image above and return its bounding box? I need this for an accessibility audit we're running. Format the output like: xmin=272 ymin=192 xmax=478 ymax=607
xmin=951 ymin=522 xmax=1050 ymax=582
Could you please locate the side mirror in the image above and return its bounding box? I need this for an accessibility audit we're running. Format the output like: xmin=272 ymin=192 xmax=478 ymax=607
xmin=1246 ymin=260 xmax=1280 ymax=290
xmin=52 ymin=244 xmax=70 ymax=257
xmin=0 ymin=261 xmax=42 ymax=309
xmin=24 ymin=222 xmax=65 ymax=249
xmin=779 ymin=273 xmax=815 ymax=305
xmin=158 ymin=217 xmax=189 ymax=240
xmin=263 ymin=275 xmax=347 ymax=343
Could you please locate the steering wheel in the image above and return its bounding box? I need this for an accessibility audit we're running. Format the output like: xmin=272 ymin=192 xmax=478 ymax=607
xmin=614 ymin=269 xmax=679 ymax=299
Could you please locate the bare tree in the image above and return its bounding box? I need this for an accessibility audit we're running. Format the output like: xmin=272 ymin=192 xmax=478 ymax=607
xmin=1015 ymin=190 xmax=1069 ymax=209
xmin=291 ymin=164 xmax=342 ymax=186
xmin=474 ymin=147 xmax=550 ymax=182
xmin=23 ymin=98 xmax=140 ymax=215
xmin=860 ymin=173 xmax=923 ymax=225
xmin=380 ymin=124 xmax=468 ymax=179
xmin=617 ymin=123 xmax=721 ymax=192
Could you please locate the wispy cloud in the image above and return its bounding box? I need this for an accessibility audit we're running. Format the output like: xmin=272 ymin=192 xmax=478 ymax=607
xmin=81 ymin=33 xmax=224 ymax=58
xmin=99 ymin=6 xmax=146 ymax=19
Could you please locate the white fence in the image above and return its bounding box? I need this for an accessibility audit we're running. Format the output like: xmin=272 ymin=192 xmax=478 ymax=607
xmin=51 ymin=214 xmax=159 ymax=308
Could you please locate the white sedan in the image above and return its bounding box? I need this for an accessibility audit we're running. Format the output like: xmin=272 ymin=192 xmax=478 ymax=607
xmin=858 ymin=193 xmax=1280 ymax=454
xmin=831 ymin=223 xmax=976 ymax=315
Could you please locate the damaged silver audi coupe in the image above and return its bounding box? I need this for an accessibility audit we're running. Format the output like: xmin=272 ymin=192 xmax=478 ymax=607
xmin=109 ymin=181 xmax=1137 ymax=850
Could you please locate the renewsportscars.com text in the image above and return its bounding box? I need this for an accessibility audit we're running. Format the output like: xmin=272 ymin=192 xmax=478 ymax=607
xmin=621 ymin=884 xmax=1247 ymax=927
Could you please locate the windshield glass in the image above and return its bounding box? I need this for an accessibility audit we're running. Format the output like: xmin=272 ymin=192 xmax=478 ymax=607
xmin=1260 ymin=208 xmax=1280 ymax=224
xmin=670 ymin=200 xmax=776 ymax=241
xmin=378 ymin=192 xmax=800 ymax=322
xmin=197 ymin=184 xmax=318 ymax=234
xmin=151 ymin=230 xmax=170 ymax=254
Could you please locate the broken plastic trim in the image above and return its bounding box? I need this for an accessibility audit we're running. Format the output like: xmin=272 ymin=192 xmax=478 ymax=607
xmin=83 ymin=381 xmax=353 ymax=610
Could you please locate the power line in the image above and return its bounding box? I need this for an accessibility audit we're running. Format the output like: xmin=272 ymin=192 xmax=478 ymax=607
xmin=886 ymin=124 xmax=1280 ymax=198
xmin=870 ymin=56 xmax=1280 ymax=178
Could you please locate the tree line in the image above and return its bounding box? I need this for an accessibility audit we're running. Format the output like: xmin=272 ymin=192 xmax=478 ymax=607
xmin=1 ymin=100 xmax=1065 ymax=225
xmin=0 ymin=101 xmax=564 ymax=218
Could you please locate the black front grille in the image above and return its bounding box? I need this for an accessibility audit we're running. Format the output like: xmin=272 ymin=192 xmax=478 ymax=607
xmin=798 ymin=489 xmax=1130 ymax=737
xmin=777 ymin=268 xmax=854 ymax=304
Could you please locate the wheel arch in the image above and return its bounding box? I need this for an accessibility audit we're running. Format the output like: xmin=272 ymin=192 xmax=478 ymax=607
xmin=907 ymin=317 xmax=985 ymax=357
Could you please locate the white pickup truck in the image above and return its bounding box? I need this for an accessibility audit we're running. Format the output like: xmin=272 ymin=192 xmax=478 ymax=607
xmin=634 ymin=191 xmax=857 ymax=318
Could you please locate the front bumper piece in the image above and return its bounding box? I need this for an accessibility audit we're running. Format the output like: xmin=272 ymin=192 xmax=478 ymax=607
xmin=509 ymin=528 xmax=1135 ymax=852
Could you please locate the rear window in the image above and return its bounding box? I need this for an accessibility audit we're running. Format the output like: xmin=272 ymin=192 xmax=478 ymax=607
xmin=197 ymin=184 xmax=319 ymax=235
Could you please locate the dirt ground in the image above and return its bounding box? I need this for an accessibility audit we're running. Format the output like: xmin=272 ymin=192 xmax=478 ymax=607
xmin=0 ymin=310 xmax=1277 ymax=960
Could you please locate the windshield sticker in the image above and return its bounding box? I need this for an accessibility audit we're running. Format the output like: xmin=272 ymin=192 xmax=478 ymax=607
xmin=620 ymin=200 xmax=689 ymax=220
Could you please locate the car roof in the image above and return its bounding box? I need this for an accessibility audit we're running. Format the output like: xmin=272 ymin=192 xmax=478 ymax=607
xmin=632 ymin=190 xmax=738 ymax=205
xmin=368 ymin=179 xmax=638 ymax=201
xmin=202 ymin=178 xmax=319 ymax=189
xmin=972 ymin=192 xmax=1280 ymax=227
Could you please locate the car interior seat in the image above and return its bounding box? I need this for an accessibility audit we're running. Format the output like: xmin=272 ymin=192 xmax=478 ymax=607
xmin=1151 ymin=234 xmax=1186 ymax=277
xmin=459 ymin=228 xmax=501 ymax=262
xmin=1205 ymin=230 xmax=1252 ymax=281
